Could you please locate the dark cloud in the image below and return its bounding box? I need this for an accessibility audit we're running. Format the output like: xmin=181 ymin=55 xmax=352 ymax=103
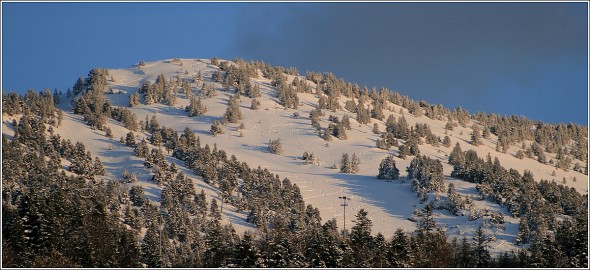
xmin=229 ymin=3 xmax=588 ymax=124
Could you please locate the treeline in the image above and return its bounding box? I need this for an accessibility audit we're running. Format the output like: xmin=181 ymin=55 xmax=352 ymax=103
xmin=473 ymin=112 xmax=588 ymax=168
xmin=213 ymin=57 xmax=587 ymax=171
xmin=211 ymin=57 xmax=588 ymax=174
xmin=2 ymin=88 xmax=63 ymax=127
xmin=134 ymin=57 xmax=586 ymax=172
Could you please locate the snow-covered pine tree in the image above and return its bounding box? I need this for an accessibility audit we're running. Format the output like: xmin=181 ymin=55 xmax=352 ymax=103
xmin=350 ymin=153 xmax=360 ymax=174
xmin=210 ymin=121 xmax=224 ymax=136
xmin=340 ymin=153 xmax=351 ymax=173
xmin=377 ymin=155 xmax=399 ymax=181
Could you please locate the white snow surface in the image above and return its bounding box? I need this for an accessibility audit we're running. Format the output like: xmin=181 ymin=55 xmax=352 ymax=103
xmin=5 ymin=58 xmax=587 ymax=254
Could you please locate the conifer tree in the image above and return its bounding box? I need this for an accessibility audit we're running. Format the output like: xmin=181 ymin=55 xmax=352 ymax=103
xmin=247 ymin=83 xmax=261 ymax=98
xmin=372 ymin=123 xmax=380 ymax=134
xmin=516 ymin=217 xmax=530 ymax=245
xmin=355 ymin=105 xmax=371 ymax=125
xmin=73 ymin=77 xmax=85 ymax=95
xmin=471 ymin=125 xmax=483 ymax=146
xmin=105 ymin=127 xmax=113 ymax=138
xmin=482 ymin=126 xmax=491 ymax=139
xmin=387 ymin=229 xmax=412 ymax=267
xmin=445 ymin=121 xmax=455 ymax=132
xmin=52 ymin=88 xmax=61 ymax=105
xmin=250 ymin=99 xmax=261 ymax=110
xmin=418 ymin=204 xmax=436 ymax=232
xmin=141 ymin=225 xmax=165 ymax=267
xmin=472 ymin=225 xmax=491 ymax=267
xmin=268 ymin=138 xmax=283 ymax=155
xmin=93 ymin=157 xmax=105 ymax=176
xmin=186 ymin=97 xmax=207 ymax=117
xmin=345 ymin=99 xmax=357 ymax=112
xmin=448 ymin=143 xmax=464 ymax=165
xmin=442 ymin=136 xmax=451 ymax=147
xmin=333 ymin=122 xmax=347 ymax=140
xmin=340 ymin=153 xmax=351 ymax=173
xmin=125 ymin=132 xmax=136 ymax=147
xmin=323 ymin=128 xmax=333 ymax=141
xmin=350 ymin=153 xmax=360 ymax=174
xmin=210 ymin=121 xmax=224 ymax=136
xmin=129 ymin=92 xmax=140 ymax=107
xmin=342 ymin=114 xmax=352 ymax=130
xmin=224 ymin=96 xmax=243 ymax=123
xmin=371 ymin=103 xmax=384 ymax=120
xmin=233 ymin=231 xmax=263 ymax=267
xmin=454 ymin=237 xmax=474 ymax=267
xmin=349 ymin=209 xmax=374 ymax=267
xmin=446 ymin=183 xmax=462 ymax=215
xmin=377 ymin=155 xmax=399 ymax=181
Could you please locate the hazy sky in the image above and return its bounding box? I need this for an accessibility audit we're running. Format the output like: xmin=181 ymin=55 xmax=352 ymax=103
xmin=2 ymin=2 xmax=587 ymax=124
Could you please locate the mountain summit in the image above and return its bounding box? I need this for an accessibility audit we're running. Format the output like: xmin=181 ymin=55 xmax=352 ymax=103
xmin=2 ymin=57 xmax=587 ymax=267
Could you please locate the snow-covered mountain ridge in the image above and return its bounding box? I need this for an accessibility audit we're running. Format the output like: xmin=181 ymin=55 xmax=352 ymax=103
xmin=3 ymin=57 xmax=587 ymax=256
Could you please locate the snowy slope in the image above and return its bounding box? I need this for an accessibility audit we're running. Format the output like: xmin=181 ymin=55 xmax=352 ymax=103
xmin=10 ymin=58 xmax=586 ymax=254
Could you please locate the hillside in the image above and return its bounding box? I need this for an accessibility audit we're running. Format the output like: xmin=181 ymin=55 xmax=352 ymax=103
xmin=2 ymin=57 xmax=588 ymax=267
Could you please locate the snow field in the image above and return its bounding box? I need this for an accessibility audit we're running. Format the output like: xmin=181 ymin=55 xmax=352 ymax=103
xmin=19 ymin=58 xmax=585 ymax=254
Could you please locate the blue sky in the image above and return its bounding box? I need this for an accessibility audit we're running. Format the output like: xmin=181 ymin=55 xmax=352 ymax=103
xmin=2 ymin=2 xmax=588 ymax=125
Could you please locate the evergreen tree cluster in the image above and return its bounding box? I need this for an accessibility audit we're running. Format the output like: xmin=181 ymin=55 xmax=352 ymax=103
xmin=355 ymin=103 xmax=371 ymax=125
xmin=71 ymin=69 xmax=114 ymax=130
xmin=474 ymin=113 xmax=586 ymax=162
xmin=397 ymin=135 xmax=421 ymax=159
xmin=340 ymin=153 xmax=360 ymax=174
xmin=110 ymin=107 xmax=139 ymax=131
xmin=3 ymin=125 xmax=139 ymax=267
xmin=291 ymin=77 xmax=313 ymax=94
xmin=185 ymin=96 xmax=207 ymax=117
xmin=210 ymin=120 xmax=224 ymax=136
xmin=325 ymin=115 xmax=348 ymax=140
xmin=376 ymin=154 xmax=400 ymax=181
xmin=309 ymin=106 xmax=323 ymax=130
xmin=123 ymin=125 xmax=297 ymax=232
xmin=407 ymin=155 xmax=445 ymax=200
xmin=384 ymin=114 xmax=411 ymax=140
xmin=129 ymin=92 xmax=140 ymax=107
xmin=199 ymin=82 xmax=217 ymax=99
xmin=268 ymin=138 xmax=283 ymax=155
xmin=277 ymin=77 xmax=300 ymax=109
xmin=216 ymin=58 xmax=257 ymax=94
xmin=223 ymin=95 xmax=243 ymax=123
xmin=448 ymin=145 xmax=587 ymax=263
xmin=9 ymin=115 xmax=105 ymax=181
xmin=137 ymin=74 xmax=183 ymax=105
xmin=302 ymin=151 xmax=318 ymax=165
xmin=449 ymin=145 xmax=585 ymax=217
xmin=3 ymin=89 xmax=62 ymax=127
